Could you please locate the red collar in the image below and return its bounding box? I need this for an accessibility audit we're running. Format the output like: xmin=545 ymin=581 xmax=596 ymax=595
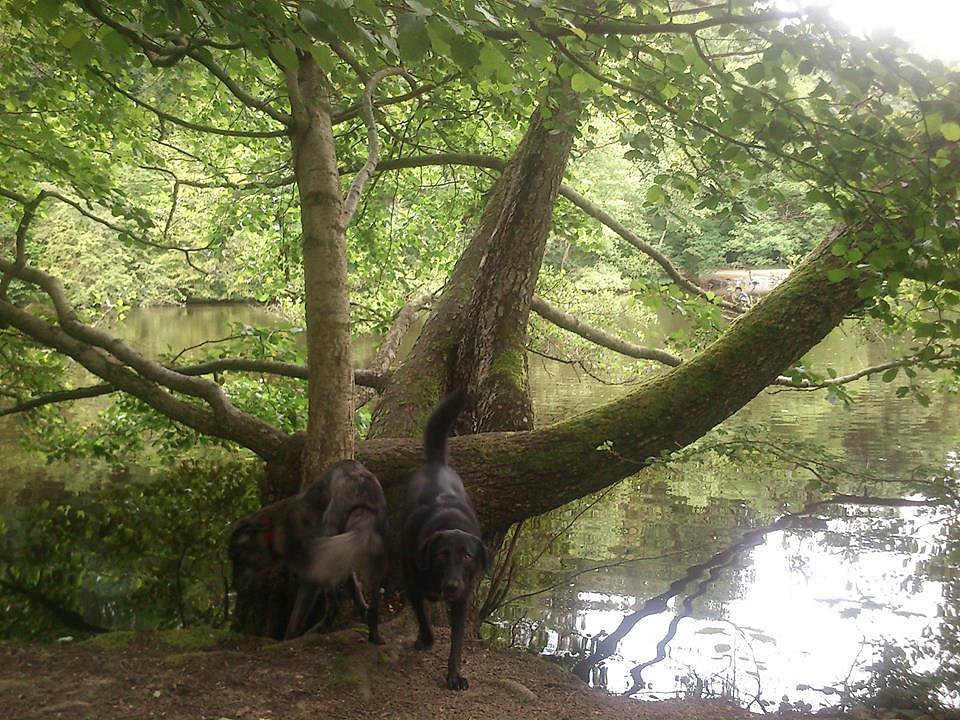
xmin=260 ymin=514 xmax=274 ymax=552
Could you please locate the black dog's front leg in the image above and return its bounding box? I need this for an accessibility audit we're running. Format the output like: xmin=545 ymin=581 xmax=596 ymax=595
xmin=408 ymin=583 xmax=434 ymax=650
xmin=446 ymin=598 xmax=469 ymax=690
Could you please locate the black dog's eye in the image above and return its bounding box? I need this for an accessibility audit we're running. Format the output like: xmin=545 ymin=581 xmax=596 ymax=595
xmin=463 ymin=552 xmax=472 ymax=560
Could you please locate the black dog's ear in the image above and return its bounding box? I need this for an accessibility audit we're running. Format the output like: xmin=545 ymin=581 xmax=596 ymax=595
xmin=477 ymin=538 xmax=492 ymax=577
xmin=416 ymin=532 xmax=438 ymax=572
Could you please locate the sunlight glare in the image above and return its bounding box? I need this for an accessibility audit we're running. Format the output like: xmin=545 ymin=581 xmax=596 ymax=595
xmin=779 ymin=0 xmax=960 ymax=62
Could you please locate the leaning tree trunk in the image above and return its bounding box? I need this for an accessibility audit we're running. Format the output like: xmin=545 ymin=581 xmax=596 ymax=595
xmin=293 ymin=55 xmax=355 ymax=486
xmin=370 ymin=79 xmax=582 ymax=440
xmin=451 ymin=83 xmax=582 ymax=434
xmin=356 ymin=227 xmax=866 ymax=523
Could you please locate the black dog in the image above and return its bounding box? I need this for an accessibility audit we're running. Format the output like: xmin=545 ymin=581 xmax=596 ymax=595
xmin=229 ymin=459 xmax=387 ymax=643
xmin=401 ymin=390 xmax=489 ymax=690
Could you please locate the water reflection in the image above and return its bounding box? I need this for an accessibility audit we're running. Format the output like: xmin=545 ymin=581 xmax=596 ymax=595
xmin=504 ymin=318 xmax=960 ymax=710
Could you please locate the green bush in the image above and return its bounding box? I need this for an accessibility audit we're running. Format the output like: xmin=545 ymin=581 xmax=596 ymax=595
xmin=0 ymin=458 xmax=260 ymax=639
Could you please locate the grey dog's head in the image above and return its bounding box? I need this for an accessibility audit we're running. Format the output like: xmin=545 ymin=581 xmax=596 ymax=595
xmin=417 ymin=529 xmax=489 ymax=601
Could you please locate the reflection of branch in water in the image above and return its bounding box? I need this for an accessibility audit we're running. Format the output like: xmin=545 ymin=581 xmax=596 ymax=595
xmin=626 ymin=550 xmax=743 ymax=695
xmin=497 ymin=543 xmax=711 ymax=612
xmin=571 ymin=494 xmax=949 ymax=685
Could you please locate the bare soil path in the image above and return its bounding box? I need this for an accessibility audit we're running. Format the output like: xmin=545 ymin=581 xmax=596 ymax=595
xmin=0 ymin=619 xmax=760 ymax=720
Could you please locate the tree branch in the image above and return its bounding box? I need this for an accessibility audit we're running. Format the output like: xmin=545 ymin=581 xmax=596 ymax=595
xmin=79 ymin=0 xmax=291 ymax=125
xmin=361 ymin=153 xmax=734 ymax=308
xmin=347 ymin=226 xmax=868 ymax=528
xmin=555 ymin=186 xmax=740 ymax=311
xmin=0 ymin=362 xmax=388 ymax=417
xmin=0 ymin=186 xmax=215 ymax=266
xmin=0 ymin=296 xmax=287 ymax=457
xmin=529 ymin=292 xmax=940 ymax=395
xmin=0 ymin=576 xmax=108 ymax=634
xmin=187 ymin=48 xmax=292 ymax=125
xmin=330 ymin=73 xmax=458 ymax=126
xmin=531 ymin=295 xmax=682 ymax=366
xmin=355 ymin=291 xmax=433 ymax=409
xmin=0 ymin=191 xmax=41 ymax=301
xmin=0 ymin=260 xmax=290 ymax=456
xmin=0 ymin=384 xmax=117 ymax=417
xmin=770 ymin=352 xmax=954 ymax=391
xmin=340 ymin=68 xmax=412 ymax=228
xmin=91 ymin=69 xmax=288 ymax=139
xmin=481 ymin=9 xmax=800 ymax=41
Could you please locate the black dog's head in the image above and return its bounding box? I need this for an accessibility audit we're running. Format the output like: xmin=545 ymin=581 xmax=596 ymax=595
xmin=417 ymin=529 xmax=490 ymax=601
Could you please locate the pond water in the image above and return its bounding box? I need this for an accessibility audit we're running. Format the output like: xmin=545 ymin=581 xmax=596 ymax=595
xmin=510 ymin=321 xmax=960 ymax=711
xmin=1 ymin=304 xmax=958 ymax=711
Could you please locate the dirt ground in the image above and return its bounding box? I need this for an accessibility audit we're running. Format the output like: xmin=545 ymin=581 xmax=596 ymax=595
xmin=0 ymin=618 xmax=772 ymax=720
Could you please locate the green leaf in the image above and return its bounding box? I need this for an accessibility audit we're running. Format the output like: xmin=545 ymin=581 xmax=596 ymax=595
xmin=70 ymin=38 xmax=97 ymax=67
xmin=35 ymin=0 xmax=61 ymax=21
xmin=269 ymin=42 xmax=297 ymax=70
xmin=449 ymin=38 xmax=479 ymax=70
xmin=645 ymin=185 xmax=665 ymax=204
xmin=845 ymin=247 xmax=863 ymax=262
xmin=881 ymin=367 xmax=898 ymax=382
xmin=826 ymin=268 xmax=848 ymax=283
xmin=425 ymin=18 xmax=453 ymax=57
xmin=300 ymin=8 xmax=328 ymax=37
xmin=570 ymin=73 xmax=595 ymax=93
xmin=741 ymin=63 xmax=765 ymax=84
xmin=60 ymin=26 xmax=85 ymax=48
xmin=100 ymin=28 xmax=129 ymax=57
xmin=405 ymin=0 xmax=433 ymax=15
xmin=309 ymin=45 xmax=336 ymax=73
xmin=397 ymin=12 xmax=430 ymax=63
xmin=940 ymin=122 xmax=960 ymax=142
xmin=476 ymin=42 xmax=509 ymax=82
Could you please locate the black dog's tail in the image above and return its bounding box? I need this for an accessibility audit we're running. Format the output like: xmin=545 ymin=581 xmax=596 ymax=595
xmin=424 ymin=389 xmax=466 ymax=465
xmin=298 ymin=513 xmax=384 ymax=588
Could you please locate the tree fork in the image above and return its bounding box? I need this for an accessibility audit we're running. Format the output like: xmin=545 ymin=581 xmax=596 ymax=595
xmin=369 ymin=81 xmax=583 ymax=439
xmin=267 ymin=226 xmax=867 ymax=525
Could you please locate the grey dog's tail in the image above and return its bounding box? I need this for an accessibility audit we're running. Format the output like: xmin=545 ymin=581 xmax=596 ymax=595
xmin=299 ymin=515 xmax=384 ymax=588
xmin=424 ymin=389 xmax=466 ymax=465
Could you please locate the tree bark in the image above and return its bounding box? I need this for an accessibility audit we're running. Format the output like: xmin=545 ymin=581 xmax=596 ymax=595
xmin=452 ymin=86 xmax=582 ymax=432
xmin=291 ymin=55 xmax=355 ymax=485
xmin=369 ymin=83 xmax=582 ymax=438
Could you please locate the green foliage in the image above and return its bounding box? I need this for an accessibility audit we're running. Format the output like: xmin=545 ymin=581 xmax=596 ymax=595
xmin=0 ymin=458 xmax=260 ymax=639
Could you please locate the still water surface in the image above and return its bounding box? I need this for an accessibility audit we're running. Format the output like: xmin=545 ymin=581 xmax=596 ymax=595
xmin=2 ymin=305 xmax=958 ymax=710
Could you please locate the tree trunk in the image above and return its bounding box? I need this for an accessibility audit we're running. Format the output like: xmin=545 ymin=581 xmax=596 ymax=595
xmin=356 ymin=227 xmax=866 ymax=525
xmin=234 ymin=55 xmax=355 ymax=636
xmin=292 ymin=55 xmax=355 ymax=486
xmin=369 ymin=82 xmax=582 ymax=439
xmin=452 ymin=85 xmax=582 ymax=433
